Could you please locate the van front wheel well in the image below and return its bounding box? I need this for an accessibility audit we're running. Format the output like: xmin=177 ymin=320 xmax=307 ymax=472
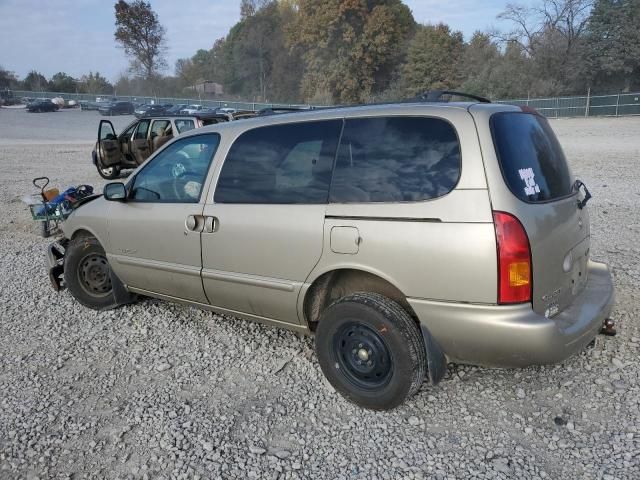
xmin=303 ymin=269 xmax=415 ymax=331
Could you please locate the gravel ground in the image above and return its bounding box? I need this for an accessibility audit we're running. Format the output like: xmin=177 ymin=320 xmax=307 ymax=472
xmin=0 ymin=109 xmax=638 ymax=479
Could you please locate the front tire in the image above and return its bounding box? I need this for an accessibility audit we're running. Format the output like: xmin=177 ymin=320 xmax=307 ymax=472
xmin=64 ymin=236 xmax=116 ymax=310
xmin=315 ymin=292 xmax=427 ymax=410
xmin=97 ymin=160 xmax=121 ymax=180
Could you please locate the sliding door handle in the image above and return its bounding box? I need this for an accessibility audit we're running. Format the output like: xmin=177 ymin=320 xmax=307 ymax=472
xmin=204 ymin=216 xmax=218 ymax=233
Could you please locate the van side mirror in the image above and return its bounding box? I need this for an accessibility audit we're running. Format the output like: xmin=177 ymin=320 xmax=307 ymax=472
xmin=104 ymin=182 xmax=127 ymax=201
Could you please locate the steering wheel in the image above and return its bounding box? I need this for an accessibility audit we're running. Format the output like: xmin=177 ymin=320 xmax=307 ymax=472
xmin=172 ymin=170 xmax=202 ymax=201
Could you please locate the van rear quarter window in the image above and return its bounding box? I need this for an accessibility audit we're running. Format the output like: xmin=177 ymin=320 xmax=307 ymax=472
xmin=330 ymin=117 xmax=461 ymax=203
xmin=490 ymin=112 xmax=573 ymax=203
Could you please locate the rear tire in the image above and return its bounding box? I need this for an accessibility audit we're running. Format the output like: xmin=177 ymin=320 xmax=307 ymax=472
xmin=64 ymin=236 xmax=116 ymax=310
xmin=315 ymin=292 xmax=427 ymax=410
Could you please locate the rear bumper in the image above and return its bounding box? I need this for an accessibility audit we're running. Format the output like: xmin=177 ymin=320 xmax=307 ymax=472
xmin=408 ymin=260 xmax=615 ymax=367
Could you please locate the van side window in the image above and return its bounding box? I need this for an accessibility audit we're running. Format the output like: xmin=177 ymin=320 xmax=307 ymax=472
xmin=215 ymin=120 xmax=342 ymax=204
xmin=330 ymin=117 xmax=461 ymax=203
xmin=130 ymin=134 xmax=219 ymax=203
xmin=175 ymin=119 xmax=195 ymax=133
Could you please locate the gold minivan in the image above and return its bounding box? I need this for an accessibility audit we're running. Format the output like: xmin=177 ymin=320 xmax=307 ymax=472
xmin=47 ymin=95 xmax=615 ymax=410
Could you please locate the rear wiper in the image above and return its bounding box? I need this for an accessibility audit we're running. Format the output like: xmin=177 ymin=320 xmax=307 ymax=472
xmin=573 ymin=179 xmax=592 ymax=209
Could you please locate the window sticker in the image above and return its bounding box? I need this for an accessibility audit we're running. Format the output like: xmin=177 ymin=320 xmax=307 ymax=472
xmin=519 ymin=167 xmax=540 ymax=196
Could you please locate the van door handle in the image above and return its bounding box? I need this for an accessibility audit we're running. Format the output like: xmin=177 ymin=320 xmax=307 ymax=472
xmin=204 ymin=216 xmax=218 ymax=233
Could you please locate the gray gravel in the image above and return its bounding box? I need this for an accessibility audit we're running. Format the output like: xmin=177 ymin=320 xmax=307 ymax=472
xmin=0 ymin=108 xmax=639 ymax=479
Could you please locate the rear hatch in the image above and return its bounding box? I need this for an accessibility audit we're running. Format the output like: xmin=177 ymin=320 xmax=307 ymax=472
xmin=480 ymin=109 xmax=590 ymax=317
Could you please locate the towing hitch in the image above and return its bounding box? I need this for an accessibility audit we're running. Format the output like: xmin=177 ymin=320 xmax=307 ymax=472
xmin=46 ymin=239 xmax=68 ymax=291
xmin=600 ymin=318 xmax=616 ymax=336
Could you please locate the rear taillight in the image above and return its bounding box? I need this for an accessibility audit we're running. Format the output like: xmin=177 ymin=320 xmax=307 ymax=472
xmin=493 ymin=211 xmax=532 ymax=304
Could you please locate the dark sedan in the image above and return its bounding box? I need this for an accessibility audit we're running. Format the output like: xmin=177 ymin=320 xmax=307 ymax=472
xmin=98 ymin=101 xmax=135 ymax=116
xmin=134 ymin=104 xmax=166 ymax=118
xmin=26 ymin=99 xmax=59 ymax=112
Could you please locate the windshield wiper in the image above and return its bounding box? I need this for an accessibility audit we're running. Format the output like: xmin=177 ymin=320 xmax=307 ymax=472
xmin=573 ymin=179 xmax=592 ymax=209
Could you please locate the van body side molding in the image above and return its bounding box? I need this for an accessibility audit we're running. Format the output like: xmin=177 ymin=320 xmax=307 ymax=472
xmin=325 ymin=215 xmax=442 ymax=223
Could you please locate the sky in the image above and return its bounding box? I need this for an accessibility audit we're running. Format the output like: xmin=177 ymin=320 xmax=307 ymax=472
xmin=0 ymin=0 xmax=509 ymax=82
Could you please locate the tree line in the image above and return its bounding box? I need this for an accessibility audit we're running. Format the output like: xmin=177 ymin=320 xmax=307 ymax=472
xmin=178 ymin=0 xmax=638 ymax=104
xmin=0 ymin=69 xmax=115 ymax=95
xmin=2 ymin=0 xmax=638 ymax=103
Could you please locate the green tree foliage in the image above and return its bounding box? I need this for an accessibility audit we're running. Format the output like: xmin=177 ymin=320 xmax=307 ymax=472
xmin=174 ymin=2 xmax=302 ymax=103
xmin=49 ymin=72 xmax=76 ymax=93
xmin=0 ymin=66 xmax=18 ymax=89
xmin=80 ymin=72 xmax=114 ymax=95
xmin=11 ymin=0 xmax=639 ymax=102
xmin=21 ymin=71 xmax=49 ymax=91
xmin=401 ymin=24 xmax=464 ymax=96
xmin=114 ymin=0 xmax=167 ymax=80
xmin=587 ymin=0 xmax=640 ymax=91
xmin=289 ymin=0 xmax=415 ymax=103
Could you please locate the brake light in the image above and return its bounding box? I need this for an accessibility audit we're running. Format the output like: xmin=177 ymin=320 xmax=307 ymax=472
xmin=520 ymin=105 xmax=541 ymax=115
xmin=493 ymin=211 xmax=532 ymax=304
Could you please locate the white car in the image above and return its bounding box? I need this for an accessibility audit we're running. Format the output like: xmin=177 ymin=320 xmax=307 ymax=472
xmin=180 ymin=104 xmax=204 ymax=114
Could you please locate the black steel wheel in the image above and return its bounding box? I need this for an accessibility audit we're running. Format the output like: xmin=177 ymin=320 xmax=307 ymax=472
xmin=315 ymin=292 xmax=427 ymax=410
xmin=77 ymin=252 xmax=112 ymax=297
xmin=64 ymin=235 xmax=117 ymax=310
xmin=332 ymin=321 xmax=393 ymax=391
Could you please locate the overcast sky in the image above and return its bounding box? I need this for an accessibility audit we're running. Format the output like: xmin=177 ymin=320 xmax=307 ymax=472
xmin=0 ymin=0 xmax=509 ymax=82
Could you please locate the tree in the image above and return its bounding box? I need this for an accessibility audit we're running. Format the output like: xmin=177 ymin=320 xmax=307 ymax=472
xmin=211 ymin=2 xmax=303 ymax=102
xmin=22 ymin=71 xmax=49 ymax=91
xmin=0 ymin=66 xmax=18 ymax=89
xmin=49 ymin=72 xmax=76 ymax=93
xmin=401 ymin=24 xmax=464 ymax=95
xmin=240 ymin=0 xmax=270 ymax=19
xmin=114 ymin=0 xmax=167 ymax=80
xmin=79 ymin=72 xmax=114 ymax=94
xmin=459 ymin=32 xmax=502 ymax=98
xmin=587 ymin=0 xmax=640 ymax=91
xmin=289 ymin=0 xmax=415 ymax=103
xmin=496 ymin=0 xmax=593 ymax=94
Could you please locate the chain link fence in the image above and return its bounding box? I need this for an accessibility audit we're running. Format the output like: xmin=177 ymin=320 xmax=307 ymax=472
xmin=9 ymin=89 xmax=640 ymax=118
xmin=497 ymin=92 xmax=640 ymax=118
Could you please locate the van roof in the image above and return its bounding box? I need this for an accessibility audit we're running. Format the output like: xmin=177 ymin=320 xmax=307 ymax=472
xmin=188 ymin=100 xmax=519 ymax=137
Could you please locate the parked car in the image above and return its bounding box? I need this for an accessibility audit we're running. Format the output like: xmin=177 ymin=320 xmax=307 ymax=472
xmin=81 ymin=97 xmax=117 ymax=111
xmin=26 ymin=99 xmax=59 ymax=112
xmin=49 ymin=92 xmax=614 ymax=410
xmin=165 ymin=104 xmax=188 ymax=114
xmin=134 ymin=104 xmax=166 ymax=118
xmin=91 ymin=112 xmax=230 ymax=179
xmin=98 ymin=101 xmax=134 ymax=116
xmin=180 ymin=104 xmax=204 ymax=114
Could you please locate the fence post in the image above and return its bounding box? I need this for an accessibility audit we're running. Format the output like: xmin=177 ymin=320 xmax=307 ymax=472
xmin=615 ymin=93 xmax=620 ymax=117
xmin=555 ymin=97 xmax=559 ymax=118
xmin=585 ymin=87 xmax=590 ymax=117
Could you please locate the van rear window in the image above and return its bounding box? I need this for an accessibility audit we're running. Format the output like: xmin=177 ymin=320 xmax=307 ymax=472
xmin=491 ymin=112 xmax=572 ymax=203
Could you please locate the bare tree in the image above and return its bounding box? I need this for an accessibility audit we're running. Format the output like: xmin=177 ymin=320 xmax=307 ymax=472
xmin=114 ymin=0 xmax=167 ymax=80
xmin=496 ymin=0 xmax=593 ymax=56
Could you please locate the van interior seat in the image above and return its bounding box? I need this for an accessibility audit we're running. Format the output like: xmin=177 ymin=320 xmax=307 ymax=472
xmin=153 ymin=126 xmax=173 ymax=150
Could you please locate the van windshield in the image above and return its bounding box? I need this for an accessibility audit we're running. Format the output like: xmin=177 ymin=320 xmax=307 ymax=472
xmin=491 ymin=112 xmax=573 ymax=203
